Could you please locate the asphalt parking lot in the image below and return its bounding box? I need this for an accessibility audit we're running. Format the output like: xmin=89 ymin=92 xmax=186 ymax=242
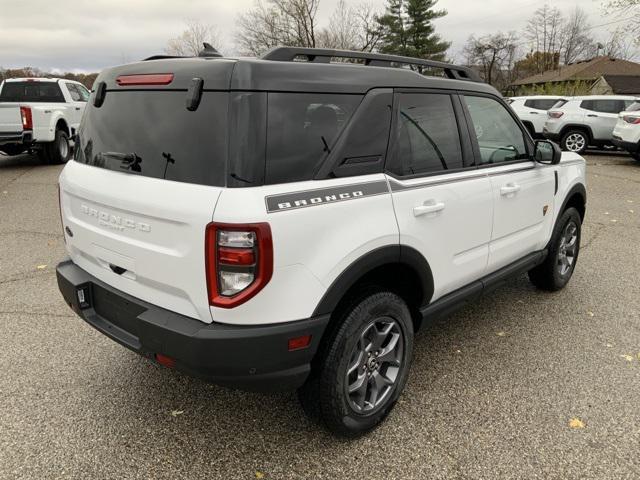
xmin=1 ymin=152 xmax=639 ymax=480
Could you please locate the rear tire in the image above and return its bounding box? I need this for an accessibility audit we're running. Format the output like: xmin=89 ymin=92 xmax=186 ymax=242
xmin=45 ymin=129 xmax=71 ymax=165
xmin=560 ymin=130 xmax=588 ymax=154
xmin=298 ymin=291 xmax=414 ymax=437
xmin=528 ymin=207 xmax=581 ymax=291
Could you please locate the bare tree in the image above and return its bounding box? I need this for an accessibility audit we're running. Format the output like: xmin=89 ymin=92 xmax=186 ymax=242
xmin=463 ymin=32 xmax=519 ymax=89
xmin=561 ymin=7 xmax=595 ymax=64
xmin=317 ymin=1 xmax=383 ymax=52
xmin=165 ymin=20 xmax=221 ymax=56
xmin=599 ymin=27 xmax=639 ymax=60
xmin=604 ymin=0 xmax=640 ymax=35
xmin=236 ymin=0 xmax=320 ymax=56
xmin=524 ymin=5 xmax=564 ymax=73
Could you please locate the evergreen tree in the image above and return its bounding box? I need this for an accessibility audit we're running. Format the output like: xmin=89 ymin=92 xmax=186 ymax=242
xmin=376 ymin=0 xmax=450 ymax=61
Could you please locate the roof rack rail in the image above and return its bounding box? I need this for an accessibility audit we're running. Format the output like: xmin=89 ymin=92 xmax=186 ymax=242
xmin=261 ymin=47 xmax=482 ymax=82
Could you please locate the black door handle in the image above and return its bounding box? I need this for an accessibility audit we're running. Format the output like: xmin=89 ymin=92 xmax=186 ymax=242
xmin=587 ymin=114 xmax=598 ymax=117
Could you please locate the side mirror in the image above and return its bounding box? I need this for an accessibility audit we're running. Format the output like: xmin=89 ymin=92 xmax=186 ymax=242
xmin=534 ymin=139 xmax=561 ymax=165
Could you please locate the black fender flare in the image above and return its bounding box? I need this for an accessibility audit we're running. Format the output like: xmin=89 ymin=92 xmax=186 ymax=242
xmin=312 ymin=245 xmax=434 ymax=316
xmin=559 ymin=182 xmax=587 ymax=220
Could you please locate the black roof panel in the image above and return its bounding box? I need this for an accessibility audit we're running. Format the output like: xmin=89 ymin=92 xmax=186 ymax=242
xmin=96 ymin=54 xmax=498 ymax=95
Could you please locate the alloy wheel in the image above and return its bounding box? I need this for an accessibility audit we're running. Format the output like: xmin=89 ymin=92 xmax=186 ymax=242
xmin=564 ymin=133 xmax=586 ymax=152
xmin=557 ymin=220 xmax=578 ymax=276
xmin=345 ymin=317 xmax=404 ymax=414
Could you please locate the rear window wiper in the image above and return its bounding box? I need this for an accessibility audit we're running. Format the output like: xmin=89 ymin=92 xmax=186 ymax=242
xmin=97 ymin=152 xmax=143 ymax=172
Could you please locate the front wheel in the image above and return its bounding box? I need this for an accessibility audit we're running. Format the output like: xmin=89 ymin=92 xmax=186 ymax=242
xmin=529 ymin=207 xmax=582 ymax=291
xmin=561 ymin=130 xmax=588 ymax=154
xmin=298 ymin=291 xmax=414 ymax=437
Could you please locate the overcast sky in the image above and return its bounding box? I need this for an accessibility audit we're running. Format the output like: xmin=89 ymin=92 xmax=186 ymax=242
xmin=0 ymin=0 xmax=617 ymax=73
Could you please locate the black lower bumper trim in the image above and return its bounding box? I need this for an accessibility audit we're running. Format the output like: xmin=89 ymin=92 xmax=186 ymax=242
xmin=0 ymin=131 xmax=32 ymax=146
xmin=56 ymin=259 xmax=329 ymax=392
xmin=542 ymin=132 xmax=561 ymax=142
xmin=612 ymin=138 xmax=640 ymax=154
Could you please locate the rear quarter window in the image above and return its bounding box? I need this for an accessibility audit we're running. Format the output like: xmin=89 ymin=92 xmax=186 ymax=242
xmin=265 ymin=93 xmax=362 ymax=185
xmin=524 ymin=99 xmax=558 ymax=110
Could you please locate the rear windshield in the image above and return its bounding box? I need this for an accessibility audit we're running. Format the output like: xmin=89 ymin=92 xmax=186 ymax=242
xmin=0 ymin=81 xmax=65 ymax=102
xmin=75 ymin=91 xmax=228 ymax=187
xmin=551 ymin=99 xmax=569 ymax=109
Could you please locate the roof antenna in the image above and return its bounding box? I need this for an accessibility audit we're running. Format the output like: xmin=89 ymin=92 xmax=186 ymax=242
xmin=199 ymin=43 xmax=222 ymax=58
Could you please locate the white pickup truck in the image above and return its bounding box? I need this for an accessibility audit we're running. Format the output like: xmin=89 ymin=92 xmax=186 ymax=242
xmin=0 ymin=78 xmax=90 ymax=163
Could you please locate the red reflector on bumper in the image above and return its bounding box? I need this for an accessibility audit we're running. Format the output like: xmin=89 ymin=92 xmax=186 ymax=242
xmin=155 ymin=353 xmax=176 ymax=368
xmin=288 ymin=335 xmax=312 ymax=351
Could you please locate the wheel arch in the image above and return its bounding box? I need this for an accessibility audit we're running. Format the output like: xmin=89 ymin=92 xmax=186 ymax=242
xmin=55 ymin=118 xmax=70 ymax=136
xmin=312 ymin=245 xmax=434 ymax=329
xmin=559 ymin=183 xmax=587 ymax=222
xmin=559 ymin=124 xmax=593 ymax=143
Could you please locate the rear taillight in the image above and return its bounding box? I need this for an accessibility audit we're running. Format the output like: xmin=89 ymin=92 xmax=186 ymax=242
xmin=623 ymin=115 xmax=640 ymax=124
xmin=205 ymin=222 xmax=273 ymax=308
xmin=20 ymin=106 xmax=32 ymax=130
xmin=116 ymin=73 xmax=174 ymax=86
xmin=548 ymin=111 xmax=564 ymax=119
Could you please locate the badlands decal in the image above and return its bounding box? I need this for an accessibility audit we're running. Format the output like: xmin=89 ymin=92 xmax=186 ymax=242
xmin=265 ymin=181 xmax=389 ymax=213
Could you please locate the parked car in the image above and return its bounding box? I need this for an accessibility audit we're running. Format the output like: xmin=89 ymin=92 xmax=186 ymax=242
xmin=543 ymin=95 xmax=638 ymax=154
xmin=507 ymin=95 xmax=567 ymax=138
xmin=56 ymin=46 xmax=587 ymax=437
xmin=0 ymin=78 xmax=90 ymax=163
xmin=612 ymin=101 xmax=640 ymax=161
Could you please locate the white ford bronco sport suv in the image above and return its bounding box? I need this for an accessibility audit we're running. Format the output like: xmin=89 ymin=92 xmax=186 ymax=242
xmin=0 ymin=78 xmax=90 ymax=163
xmin=56 ymin=46 xmax=587 ymax=437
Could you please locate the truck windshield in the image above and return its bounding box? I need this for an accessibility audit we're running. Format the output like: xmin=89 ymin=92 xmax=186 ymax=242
xmin=75 ymin=90 xmax=228 ymax=187
xmin=0 ymin=82 xmax=65 ymax=102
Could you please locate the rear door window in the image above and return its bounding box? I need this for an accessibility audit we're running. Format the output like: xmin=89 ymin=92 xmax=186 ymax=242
xmin=66 ymin=83 xmax=83 ymax=102
xmin=265 ymin=93 xmax=361 ymax=184
xmin=0 ymin=81 xmax=65 ymax=102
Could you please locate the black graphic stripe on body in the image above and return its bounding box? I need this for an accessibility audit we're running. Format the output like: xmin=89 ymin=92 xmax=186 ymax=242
xmin=265 ymin=180 xmax=389 ymax=213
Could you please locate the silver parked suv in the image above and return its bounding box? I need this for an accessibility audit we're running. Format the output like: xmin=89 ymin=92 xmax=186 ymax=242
xmin=543 ymin=95 xmax=638 ymax=153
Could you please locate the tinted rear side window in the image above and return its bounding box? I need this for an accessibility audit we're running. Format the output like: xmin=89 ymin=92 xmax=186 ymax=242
xmin=0 ymin=81 xmax=65 ymax=102
xmin=75 ymin=91 xmax=227 ymax=187
xmin=265 ymin=93 xmax=361 ymax=184
xmin=391 ymin=93 xmax=463 ymax=176
xmin=581 ymin=99 xmax=626 ymax=114
xmin=524 ymin=99 xmax=558 ymax=110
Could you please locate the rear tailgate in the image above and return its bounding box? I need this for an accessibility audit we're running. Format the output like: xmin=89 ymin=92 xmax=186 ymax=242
xmin=60 ymin=59 xmax=235 ymax=323
xmin=60 ymin=162 xmax=221 ymax=322
xmin=0 ymin=103 xmax=23 ymax=135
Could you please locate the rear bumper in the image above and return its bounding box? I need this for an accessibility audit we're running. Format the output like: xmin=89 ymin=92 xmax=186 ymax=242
xmin=612 ymin=137 xmax=639 ymax=153
xmin=56 ymin=259 xmax=329 ymax=392
xmin=0 ymin=130 xmax=32 ymax=146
